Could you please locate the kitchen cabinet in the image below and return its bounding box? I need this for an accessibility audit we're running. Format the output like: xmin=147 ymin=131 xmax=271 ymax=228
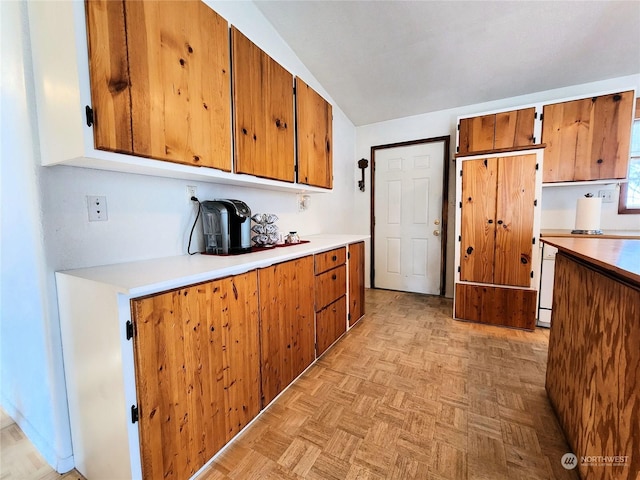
xmin=296 ymin=77 xmax=333 ymax=189
xmin=454 ymin=149 xmax=543 ymax=330
xmin=314 ymin=247 xmax=348 ymax=355
xmin=232 ymin=27 xmax=295 ymax=182
xmin=348 ymin=241 xmax=365 ymax=327
xmin=85 ymin=0 xmax=231 ymax=170
xmin=258 ymin=256 xmax=315 ymax=407
xmin=458 ymin=107 xmax=536 ymax=155
xmin=130 ymin=272 xmax=260 ymax=480
xmin=542 ymin=90 xmax=634 ymax=182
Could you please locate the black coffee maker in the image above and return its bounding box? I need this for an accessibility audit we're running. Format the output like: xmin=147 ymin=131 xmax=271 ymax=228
xmin=201 ymin=200 xmax=251 ymax=254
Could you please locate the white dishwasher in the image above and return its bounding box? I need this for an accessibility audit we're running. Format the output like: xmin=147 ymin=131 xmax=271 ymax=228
xmin=538 ymin=244 xmax=558 ymax=327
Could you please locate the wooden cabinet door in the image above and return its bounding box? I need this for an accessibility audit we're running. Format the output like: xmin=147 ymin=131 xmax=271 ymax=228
xmin=458 ymin=108 xmax=535 ymax=155
xmin=232 ymin=27 xmax=294 ymax=182
xmin=316 ymin=297 xmax=347 ymax=356
xmin=458 ymin=114 xmax=495 ymax=155
xmin=296 ymin=77 xmax=333 ymax=188
xmin=460 ymin=158 xmax=498 ymax=283
xmin=348 ymin=242 xmax=365 ymax=327
xmin=258 ymin=256 xmax=315 ymax=407
xmin=86 ymin=1 xmax=232 ymax=170
xmin=314 ymin=265 xmax=347 ymax=312
xmin=542 ymin=91 xmax=634 ymax=182
xmin=494 ymin=154 xmax=536 ymax=287
xmin=130 ymin=272 xmax=260 ymax=480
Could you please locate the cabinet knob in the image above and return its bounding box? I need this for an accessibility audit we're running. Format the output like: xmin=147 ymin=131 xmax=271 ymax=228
xmin=488 ymin=219 xmax=494 ymax=224
xmin=597 ymin=159 xmax=603 ymax=164
xmin=497 ymin=220 xmax=503 ymax=225
xmin=332 ymin=255 xmax=337 ymax=261
xmin=332 ymin=274 xmax=337 ymax=280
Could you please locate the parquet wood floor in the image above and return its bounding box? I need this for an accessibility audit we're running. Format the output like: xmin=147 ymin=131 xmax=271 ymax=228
xmin=199 ymin=288 xmax=578 ymax=480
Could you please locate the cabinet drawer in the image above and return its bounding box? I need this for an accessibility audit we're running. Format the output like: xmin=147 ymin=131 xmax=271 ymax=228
xmin=316 ymin=296 xmax=347 ymax=356
xmin=315 ymin=264 xmax=346 ymax=311
xmin=314 ymin=247 xmax=346 ymax=274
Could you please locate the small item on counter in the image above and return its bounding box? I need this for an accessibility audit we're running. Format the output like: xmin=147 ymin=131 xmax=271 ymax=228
xmin=572 ymin=193 xmax=603 ymax=235
xmin=251 ymin=213 xmax=280 ymax=246
xmin=285 ymin=232 xmax=300 ymax=244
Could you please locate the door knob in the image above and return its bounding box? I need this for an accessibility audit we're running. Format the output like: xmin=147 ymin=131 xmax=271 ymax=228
xmin=433 ymin=230 xmax=440 ymax=236
xmin=434 ymin=219 xmax=440 ymax=225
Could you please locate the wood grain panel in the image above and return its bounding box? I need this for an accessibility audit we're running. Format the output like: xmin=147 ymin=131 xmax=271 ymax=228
xmin=458 ymin=115 xmax=495 ymax=155
xmin=546 ymin=253 xmax=640 ymax=480
xmin=85 ymin=0 xmax=133 ymax=153
xmin=348 ymin=242 xmax=365 ymax=327
xmin=316 ymin=296 xmax=347 ymax=356
xmin=494 ymin=108 xmax=535 ymax=149
xmin=232 ymin=27 xmax=294 ymax=182
xmin=542 ymin=98 xmax=592 ymax=182
xmin=125 ymin=1 xmax=231 ymax=170
xmin=460 ymin=158 xmax=497 ymax=284
xmin=582 ymin=91 xmax=634 ymax=181
xmin=130 ymin=272 xmax=260 ymax=480
xmin=454 ymin=284 xmax=536 ymax=330
xmin=314 ymin=247 xmax=346 ymax=275
xmin=258 ymin=256 xmax=315 ymax=407
xmin=494 ymin=154 xmax=536 ymax=287
xmin=315 ymin=265 xmax=347 ymax=311
xmin=296 ymin=77 xmax=333 ymax=188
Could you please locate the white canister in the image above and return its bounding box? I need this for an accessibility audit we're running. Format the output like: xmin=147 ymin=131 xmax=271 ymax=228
xmin=573 ymin=196 xmax=602 ymax=233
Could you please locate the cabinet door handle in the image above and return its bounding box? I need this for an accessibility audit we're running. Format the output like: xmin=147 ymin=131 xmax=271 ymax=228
xmin=332 ymin=255 xmax=337 ymax=261
xmin=332 ymin=274 xmax=337 ymax=280
xmin=497 ymin=220 xmax=503 ymax=225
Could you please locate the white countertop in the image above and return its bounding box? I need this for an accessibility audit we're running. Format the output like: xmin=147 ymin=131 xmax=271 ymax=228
xmin=56 ymin=234 xmax=369 ymax=297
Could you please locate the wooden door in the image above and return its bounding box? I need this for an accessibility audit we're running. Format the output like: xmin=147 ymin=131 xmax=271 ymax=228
xmin=348 ymin=242 xmax=365 ymax=327
xmin=374 ymin=140 xmax=446 ymax=294
xmin=542 ymin=91 xmax=634 ymax=182
xmin=494 ymin=108 xmax=536 ymax=149
xmin=86 ymin=1 xmax=232 ymax=170
xmin=258 ymin=256 xmax=315 ymax=407
xmin=458 ymin=114 xmax=495 ymax=155
xmin=130 ymin=272 xmax=260 ymax=480
xmin=316 ymin=297 xmax=347 ymax=356
xmin=232 ymin=27 xmax=294 ymax=182
xmin=295 ymin=77 xmax=333 ymax=188
xmin=85 ymin=0 xmax=133 ymax=153
xmin=494 ymin=155 xmax=537 ymax=287
xmin=460 ymin=158 xmax=498 ymax=284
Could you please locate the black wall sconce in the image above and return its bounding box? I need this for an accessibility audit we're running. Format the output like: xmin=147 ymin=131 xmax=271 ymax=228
xmin=358 ymin=158 xmax=369 ymax=192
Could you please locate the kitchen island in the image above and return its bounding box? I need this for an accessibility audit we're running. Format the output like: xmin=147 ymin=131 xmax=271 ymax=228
xmin=542 ymin=237 xmax=639 ymax=480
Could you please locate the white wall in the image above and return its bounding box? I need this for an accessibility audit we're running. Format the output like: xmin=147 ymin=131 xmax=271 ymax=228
xmin=1 ymin=0 xmax=359 ymax=472
xmin=357 ymin=74 xmax=640 ymax=298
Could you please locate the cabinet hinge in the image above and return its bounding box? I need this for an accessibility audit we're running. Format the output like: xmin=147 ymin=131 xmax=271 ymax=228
xmin=347 ymin=251 xmax=351 ymax=259
xmin=126 ymin=320 xmax=134 ymax=340
xmin=459 ymin=202 xmax=462 ymax=208
xmin=348 ymin=313 xmax=351 ymax=321
xmin=131 ymin=405 xmax=139 ymax=424
xmin=459 ymin=170 xmax=463 ymax=177
xmin=457 ymin=123 xmax=460 ymax=131
xmin=293 ymin=85 xmax=296 ymax=95
xmin=458 ymin=235 xmax=461 ymax=242
xmin=457 ymin=266 xmax=461 ymax=273
xmin=532 ymin=237 xmax=536 ymax=245
xmin=540 ymin=113 xmax=544 ymax=122
xmin=456 ymin=146 xmax=459 ymax=153
xmin=532 ymin=136 xmax=536 ymax=143
xmin=536 ymin=163 xmax=539 ymax=170
xmin=534 ymin=112 xmax=538 ymax=119
xmin=534 ymin=199 xmax=538 ymax=207
xmin=85 ymin=106 xmax=94 ymax=127
xmin=531 ymin=271 xmax=534 ymax=279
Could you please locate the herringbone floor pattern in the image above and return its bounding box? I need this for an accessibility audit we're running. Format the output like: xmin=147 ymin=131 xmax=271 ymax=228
xmin=198 ymin=288 xmax=577 ymax=480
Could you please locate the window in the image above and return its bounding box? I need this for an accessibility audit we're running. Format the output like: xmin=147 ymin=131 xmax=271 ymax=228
xmin=619 ymin=98 xmax=640 ymax=214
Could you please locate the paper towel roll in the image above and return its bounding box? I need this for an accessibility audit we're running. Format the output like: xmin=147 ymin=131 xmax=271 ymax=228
xmin=574 ymin=197 xmax=602 ymax=232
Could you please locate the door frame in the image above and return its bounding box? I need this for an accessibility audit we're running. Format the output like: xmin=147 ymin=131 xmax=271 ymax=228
xmin=370 ymin=136 xmax=450 ymax=295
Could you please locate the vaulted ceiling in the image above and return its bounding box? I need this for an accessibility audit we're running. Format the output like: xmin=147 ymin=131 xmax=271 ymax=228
xmin=254 ymin=1 xmax=640 ymax=126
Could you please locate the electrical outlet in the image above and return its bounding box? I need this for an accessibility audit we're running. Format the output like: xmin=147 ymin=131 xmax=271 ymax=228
xmin=186 ymin=185 xmax=197 ymax=201
xmin=598 ymin=190 xmax=616 ymax=203
xmin=87 ymin=195 xmax=108 ymax=221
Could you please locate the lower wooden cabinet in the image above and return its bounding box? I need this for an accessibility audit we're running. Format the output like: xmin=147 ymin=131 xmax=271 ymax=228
xmin=258 ymin=256 xmax=315 ymax=407
xmin=316 ymin=297 xmax=347 ymax=356
xmin=348 ymin=241 xmax=365 ymax=326
xmin=130 ymin=272 xmax=261 ymax=480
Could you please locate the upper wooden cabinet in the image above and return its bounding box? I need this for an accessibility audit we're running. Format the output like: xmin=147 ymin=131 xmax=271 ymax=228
xmin=85 ymin=0 xmax=232 ymax=170
xmin=296 ymin=78 xmax=333 ymax=188
xmin=458 ymin=107 xmax=536 ymax=155
xmin=232 ymin=27 xmax=295 ymax=182
xmin=541 ymin=91 xmax=634 ymax=182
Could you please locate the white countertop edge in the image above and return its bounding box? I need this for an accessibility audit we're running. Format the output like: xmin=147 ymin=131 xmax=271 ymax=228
xmin=56 ymin=234 xmax=369 ymax=297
